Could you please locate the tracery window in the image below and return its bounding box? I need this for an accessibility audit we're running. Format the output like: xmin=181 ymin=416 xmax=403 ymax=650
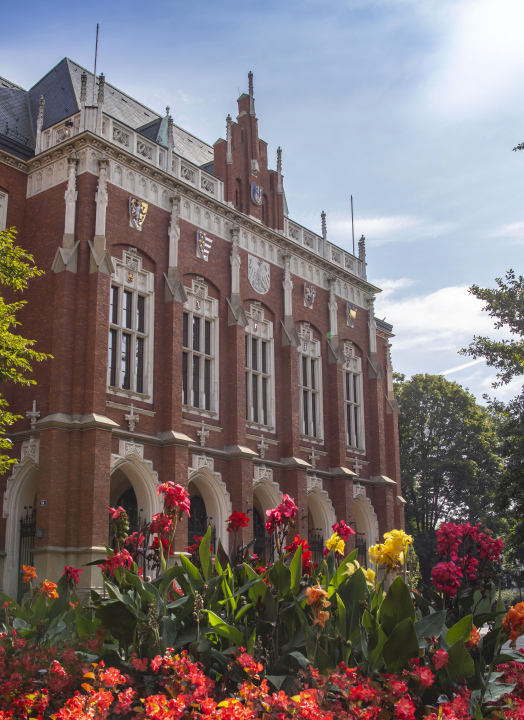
xmin=343 ymin=341 xmax=365 ymax=451
xmin=108 ymin=249 xmax=154 ymax=401
xmin=182 ymin=279 xmax=219 ymax=416
xmin=298 ymin=324 xmax=323 ymax=441
xmin=245 ymin=304 xmax=275 ymax=430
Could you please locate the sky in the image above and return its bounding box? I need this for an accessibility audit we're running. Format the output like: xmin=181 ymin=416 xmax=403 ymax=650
xmin=1 ymin=0 xmax=523 ymax=404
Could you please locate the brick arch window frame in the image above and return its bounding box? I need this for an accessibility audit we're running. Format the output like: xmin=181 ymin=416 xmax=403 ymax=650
xmin=234 ymin=178 xmax=243 ymax=213
xmin=261 ymin=193 xmax=269 ymax=227
xmin=342 ymin=340 xmax=365 ymax=453
xmin=182 ymin=279 xmax=220 ymax=418
xmin=245 ymin=303 xmax=275 ymax=432
xmin=108 ymin=248 xmax=155 ymax=403
xmin=298 ymin=323 xmax=324 ymax=442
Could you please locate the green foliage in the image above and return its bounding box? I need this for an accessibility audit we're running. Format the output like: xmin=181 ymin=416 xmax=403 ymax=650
xmin=461 ymin=270 xmax=524 ymax=386
xmin=395 ymin=373 xmax=502 ymax=583
xmin=0 ymin=227 xmax=50 ymax=474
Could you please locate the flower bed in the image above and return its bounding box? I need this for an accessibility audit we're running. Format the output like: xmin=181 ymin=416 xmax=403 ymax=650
xmin=1 ymin=484 xmax=523 ymax=719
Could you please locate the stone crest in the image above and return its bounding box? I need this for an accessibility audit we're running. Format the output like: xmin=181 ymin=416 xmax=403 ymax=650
xmin=347 ymin=302 xmax=358 ymax=328
xmin=248 ymin=255 xmax=270 ymax=295
xmin=251 ymin=183 xmax=263 ymax=206
xmin=304 ymin=283 xmax=316 ymax=309
xmin=129 ymin=196 xmax=148 ymax=230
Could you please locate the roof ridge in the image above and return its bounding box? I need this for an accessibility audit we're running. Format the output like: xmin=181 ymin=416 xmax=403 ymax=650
xmin=0 ymin=76 xmax=27 ymax=92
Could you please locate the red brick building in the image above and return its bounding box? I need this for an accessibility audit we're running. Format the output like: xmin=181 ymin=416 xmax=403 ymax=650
xmin=0 ymin=59 xmax=404 ymax=600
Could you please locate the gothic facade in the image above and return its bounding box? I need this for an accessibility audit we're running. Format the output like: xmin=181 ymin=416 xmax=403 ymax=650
xmin=0 ymin=59 xmax=404 ymax=599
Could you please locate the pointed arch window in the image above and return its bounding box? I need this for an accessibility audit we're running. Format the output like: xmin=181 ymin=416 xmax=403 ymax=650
xmin=343 ymin=341 xmax=365 ymax=451
xmin=245 ymin=304 xmax=275 ymax=431
xmin=298 ymin=324 xmax=324 ymax=441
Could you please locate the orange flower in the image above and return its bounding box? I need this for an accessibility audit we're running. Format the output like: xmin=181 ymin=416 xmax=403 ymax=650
xmin=313 ymin=610 xmax=330 ymax=629
xmin=502 ymin=602 xmax=524 ymax=649
xmin=305 ymin=584 xmax=330 ymax=607
xmin=465 ymin=625 xmax=481 ymax=648
xmin=41 ymin=580 xmax=59 ymax=599
xmin=2 ymin=601 xmax=12 ymax=609
xmin=23 ymin=565 xmax=37 ymax=583
xmin=69 ymin=601 xmax=79 ymax=609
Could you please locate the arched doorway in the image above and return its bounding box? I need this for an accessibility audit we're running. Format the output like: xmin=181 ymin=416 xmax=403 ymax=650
xmin=352 ymin=491 xmax=379 ymax=567
xmin=187 ymin=468 xmax=231 ymax=553
xmin=2 ymin=460 xmax=38 ymax=600
xmin=252 ymin=471 xmax=280 ymax=562
xmin=307 ymin=486 xmax=336 ymax=564
xmin=187 ymin=492 xmax=216 ymax=552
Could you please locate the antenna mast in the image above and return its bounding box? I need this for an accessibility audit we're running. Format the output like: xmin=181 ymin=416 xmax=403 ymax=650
xmin=351 ymin=195 xmax=355 ymax=256
xmin=92 ymin=23 xmax=100 ymax=104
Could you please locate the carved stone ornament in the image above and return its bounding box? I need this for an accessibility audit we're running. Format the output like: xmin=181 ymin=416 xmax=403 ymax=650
xmin=353 ymin=483 xmax=366 ymax=498
xmin=304 ymin=283 xmax=316 ymax=309
xmin=129 ymin=197 xmax=148 ymax=230
xmin=248 ymin=255 xmax=270 ymax=295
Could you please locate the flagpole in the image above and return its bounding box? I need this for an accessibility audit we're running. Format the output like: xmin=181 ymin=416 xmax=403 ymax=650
xmin=92 ymin=23 xmax=99 ymax=105
xmin=351 ymin=195 xmax=355 ymax=256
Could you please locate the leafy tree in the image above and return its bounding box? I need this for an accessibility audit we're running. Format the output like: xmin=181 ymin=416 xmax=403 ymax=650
xmin=0 ymin=227 xmax=50 ymax=474
xmin=461 ymin=271 xmax=524 ymax=563
xmin=395 ymin=373 xmax=502 ymax=584
xmin=460 ymin=269 xmax=524 ymax=386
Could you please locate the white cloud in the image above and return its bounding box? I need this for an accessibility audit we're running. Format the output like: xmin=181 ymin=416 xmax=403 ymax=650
xmin=491 ymin=221 xmax=524 ymax=243
xmin=372 ymin=277 xmax=419 ymax=300
xmin=425 ymin=0 xmax=524 ymax=119
xmin=375 ymin=285 xmax=507 ymax=353
xmin=327 ymin=214 xmax=455 ymax=247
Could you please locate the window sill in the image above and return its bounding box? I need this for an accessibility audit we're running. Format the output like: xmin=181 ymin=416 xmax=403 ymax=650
xmin=300 ymin=434 xmax=324 ymax=445
xmin=183 ymin=405 xmax=218 ymax=420
xmin=107 ymin=386 xmax=152 ymax=404
xmin=346 ymin=446 xmax=366 ymax=455
xmin=246 ymin=421 xmax=275 ymax=433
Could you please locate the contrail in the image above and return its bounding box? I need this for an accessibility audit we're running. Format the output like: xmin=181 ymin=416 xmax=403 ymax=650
xmin=439 ymin=358 xmax=484 ymax=376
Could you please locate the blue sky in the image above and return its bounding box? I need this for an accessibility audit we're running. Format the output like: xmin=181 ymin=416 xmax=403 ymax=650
xmin=2 ymin=0 xmax=523 ymax=403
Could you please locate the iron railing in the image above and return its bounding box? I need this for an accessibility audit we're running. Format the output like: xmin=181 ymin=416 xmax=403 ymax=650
xmin=18 ymin=507 xmax=36 ymax=603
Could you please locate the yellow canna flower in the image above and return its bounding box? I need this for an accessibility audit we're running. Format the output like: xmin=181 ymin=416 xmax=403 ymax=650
xmin=364 ymin=568 xmax=376 ymax=587
xmin=325 ymin=532 xmax=346 ymax=555
xmin=343 ymin=561 xmax=361 ymax=577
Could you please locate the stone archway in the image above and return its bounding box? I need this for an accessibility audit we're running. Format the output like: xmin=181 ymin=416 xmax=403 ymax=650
xmin=252 ymin=467 xmax=281 ymax=561
xmin=2 ymin=449 xmax=39 ymax=599
xmin=352 ymin=484 xmax=379 ymax=551
xmin=187 ymin=467 xmax=232 ymax=554
xmin=110 ymin=445 xmax=162 ymax=526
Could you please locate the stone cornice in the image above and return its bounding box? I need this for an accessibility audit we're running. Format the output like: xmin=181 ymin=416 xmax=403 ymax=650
xmin=0 ymin=149 xmax=28 ymax=173
xmin=25 ymin=130 xmax=381 ymax=296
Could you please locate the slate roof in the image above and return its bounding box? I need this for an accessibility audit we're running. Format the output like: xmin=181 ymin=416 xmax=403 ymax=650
xmin=0 ymin=58 xmax=215 ymax=167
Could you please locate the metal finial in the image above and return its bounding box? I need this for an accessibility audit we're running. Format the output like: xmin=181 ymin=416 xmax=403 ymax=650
xmin=166 ymin=106 xmax=170 ymax=116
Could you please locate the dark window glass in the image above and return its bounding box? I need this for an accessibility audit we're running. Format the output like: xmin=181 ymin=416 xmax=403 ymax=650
xmin=302 ymin=356 xmax=307 ymax=387
xmin=262 ymin=342 xmax=267 ymax=374
xmin=346 ymin=372 xmax=350 ymax=401
xmin=193 ymin=355 xmax=200 ymax=407
xmin=136 ymin=337 xmax=144 ymax=393
xmin=205 ymin=320 xmax=211 ymax=356
xmin=353 ymin=375 xmax=358 ymax=404
xmin=123 ymin=291 xmax=132 ymax=329
xmin=137 ymin=296 xmax=145 ymax=334
xmin=347 ymin=404 xmax=352 ymax=443
xmin=311 ymin=359 xmax=316 ymax=390
xmin=303 ymin=389 xmax=309 ymax=435
xmin=109 ymin=329 xmax=117 ymax=386
xmin=312 ymin=393 xmax=317 ymax=437
xmin=252 ymin=338 xmax=258 ymax=371
xmin=204 ymin=359 xmax=211 ymax=411
xmin=111 ymin=287 xmax=119 ymax=325
xmin=183 ymin=313 xmax=189 ymax=348
xmin=354 ymin=407 xmax=359 ymax=446
xmin=252 ymin=375 xmax=258 ymax=423
xmin=245 ymin=372 xmax=249 ymax=419
xmin=182 ymin=352 xmax=188 ymax=405
xmin=245 ymin=335 xmax=249 ymax=368
xmin=122 ymin=333 xmax=131 ymax=389
xmin=262 ymin=377 xmax=267 ymax=426
xmin=193 ymin=316 xmax=200 ymax=352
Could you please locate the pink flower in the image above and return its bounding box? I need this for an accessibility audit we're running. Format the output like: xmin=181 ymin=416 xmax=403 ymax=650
xmin=413 ymin=665 xmax=435 ymax=688
xmin=433 ymin=649 xmax=449 ymax=670
xmin=107 ymin=506 xmax=126 ymax=520
xmin=395 ymin=696 xmax=416 ymax=720
xmin=62 ymin=566 xmax=83 ymax=585
xmin=332 ymin=520 xmax=356 ymax=542
xmin=431 ymin=561 xmax=463 ymax=597
xmin=156 ymin=482 xmax=191 ymax=516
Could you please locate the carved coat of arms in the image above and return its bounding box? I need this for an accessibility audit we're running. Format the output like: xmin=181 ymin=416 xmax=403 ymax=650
xmin=129 ymin=197 xmax=148 ymax=230
xmin=248 ymin=255 xmax=270 ymax=295
xmin=196 ymin=229 xmax=213 ymax=261
xmin=251 ymin=183 xmax=263 ymax=206
xmin=347 ymin=302 xmax=358 ymax=328
xmin=304 ymin=283 xmax=316 ymax=309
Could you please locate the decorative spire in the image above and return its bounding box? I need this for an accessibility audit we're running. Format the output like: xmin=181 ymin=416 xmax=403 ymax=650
xmin=80 ymin=72 xmax=87 ymax=104
xmin=97 ymin=73 xmax=105 ymax=104
xmin=37 ymin=95 xmax=45 ymax=125
xmin=166 ymin=106 xmax=170 ymax=116
xmin=358 ymin=234 xmax=366 ymax=262
xmin=248 ymin=70 xmax=255 ymax=116
xmin=321 ymin=210 xmax=327 ymax=241
xmin=277 ymin=146 xmax=283 ymax=193
xmin=226 ymin=114 xmax=232 ymax=164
